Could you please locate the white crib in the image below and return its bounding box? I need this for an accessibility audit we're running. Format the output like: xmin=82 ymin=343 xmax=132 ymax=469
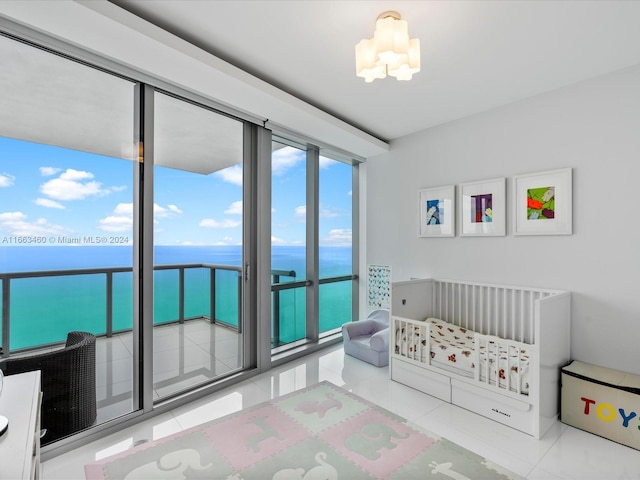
xmin=390 ymin=278 xmax=571 ymax=438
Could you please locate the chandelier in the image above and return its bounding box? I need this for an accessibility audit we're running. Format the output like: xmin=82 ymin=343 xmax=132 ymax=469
xmin=355 ymin=11 xmax=421 ymax=83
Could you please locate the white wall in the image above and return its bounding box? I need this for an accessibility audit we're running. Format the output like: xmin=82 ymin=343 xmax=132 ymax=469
xmin=365 ymin=64 xmax=640 ymax=373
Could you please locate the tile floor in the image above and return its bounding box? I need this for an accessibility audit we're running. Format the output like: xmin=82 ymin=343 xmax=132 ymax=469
xmin=94 ymin=319 xmax=244 ymax=426
xmin=42 ymin=343 xmax=638 ymax=480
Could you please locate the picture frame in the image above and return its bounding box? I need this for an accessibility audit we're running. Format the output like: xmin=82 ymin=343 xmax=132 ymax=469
xmin=513 ymin=168 xmax=572 ymax=235
xmin=419 ymin=185 xmax=455 ymax=237
xmin=460 ymin=177 xmax=506 ymax=237
xmin=367 ymin=264 xmax=391 ymax=309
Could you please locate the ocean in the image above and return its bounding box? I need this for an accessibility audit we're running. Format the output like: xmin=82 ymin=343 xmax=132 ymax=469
xmin=0 ymin=245 xmax=352 ymax=350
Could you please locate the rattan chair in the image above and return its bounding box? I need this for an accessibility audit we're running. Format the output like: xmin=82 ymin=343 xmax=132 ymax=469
xmin=0 ymin=331 xmax=97 ymax=444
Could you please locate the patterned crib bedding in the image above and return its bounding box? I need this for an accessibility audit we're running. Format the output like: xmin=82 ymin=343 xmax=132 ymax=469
xmin=394 ymin=317 xmax=531 ymax=394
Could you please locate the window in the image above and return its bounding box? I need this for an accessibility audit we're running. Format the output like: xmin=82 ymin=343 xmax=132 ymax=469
xmin=0 ymin=34 xmax=137 ymax=442
xmin=152 ymin=92 xmax=245 ymax=398
xmin=271 ymin=142 xmax=307 ymax=347
xmin=271 ymin=140 xmax=358 ymax=353
xmin=319 ymin=157 xmax=354 ymax=335
xmin=0 ymin=25 xmax=359 ymax=449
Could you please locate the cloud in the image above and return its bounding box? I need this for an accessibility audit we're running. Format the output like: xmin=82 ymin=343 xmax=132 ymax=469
xmin=320 ymin=208 xmax=340 ymax=218
xmin=0 ymin=212 xmax=26 ymax=222
xmin=0 ymin=173 xmax=15 ymax=187
xmin=199 ymin=218 xmax=241 ymax=228
xmin=113 ymin=203 xmax=133 ymax=216
xmin=271 ymin=235 xmax=287 ymax=245
xmin=40 ymin=168 xmax=107 ymax=201
xmin=271 ymin=235 xmax=304 ymax=246
xmin=273 ymin=147 xmax=304 ymax=175
xmin=155 ymin=203 xmax=183 ymax=218
xmin=323 ymin=228 xmax=352 ymax=246
xmin=294 ymin=205 xmax=306 ymax=219
xmin=97 ymin=202 xmax=182 ymax=232
xmin=214 ymin=236 xmax=240 ymax=246
xmin=319 ymin=156 xmax=336 ymax=169
xmin=0 ymin=211 xmax=67 ymax=236
xmin=99 ymin=214 xmax=133 ymax=232
xmin=35 ymin=198 xmax=65 ymax=209
xmin=293 ymin=205 xmax=342 ymax=219
xmin=98 ymin=203 xmax=132 ymax=232
xmin=215 ymin=164 xmax=243 ymax=186
xmin=224 ymin=200 xmax=243 ymax=215
xmin=39 ymin=167 xmax=60 ymax=177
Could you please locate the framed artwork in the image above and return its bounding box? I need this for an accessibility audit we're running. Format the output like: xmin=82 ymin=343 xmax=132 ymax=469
xmin=513 ymin=168 xmax=572 ymax=235
xmin=367 ymin=264 xmax=391 ymax=309
xmin=419 ymin=185 xmax=455 ymax=237
xmin=460 ymin=177 xmax=506 ymax=236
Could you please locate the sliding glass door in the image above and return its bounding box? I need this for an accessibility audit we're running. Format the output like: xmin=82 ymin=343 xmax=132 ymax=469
xmin=0 ymin=32 xmax=254 ymax=441
xmin=0 ymin=34 xmax=137 ymax=442
xmin=152 ymin=92 xmax=245 ymax=399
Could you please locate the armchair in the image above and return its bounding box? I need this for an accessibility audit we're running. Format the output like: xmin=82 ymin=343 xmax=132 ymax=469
xmin=0 ymin=331 xmax=97 ymax=444
xmin=342 ymin=309 xmax=390 ymax=367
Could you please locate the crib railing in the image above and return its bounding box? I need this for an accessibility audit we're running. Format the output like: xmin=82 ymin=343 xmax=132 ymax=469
xmin=474 ymin=333 xmax=530 ymax=395
xmin=391 ymin=315 xmax=532 ymax=396
xmin=392 ymin=316 xmax=430 ymax=364
xmin=431 ymin=280 xmax=563 ymax=344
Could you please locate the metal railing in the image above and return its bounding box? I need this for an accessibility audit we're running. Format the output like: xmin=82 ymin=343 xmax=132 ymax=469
xmin=270 ymin=273 xmax=358 ymax=346
xmin=0 ymin=265 xmax=357 ymax=355
xmin=0 ymin=263 xmax=242 ymax=356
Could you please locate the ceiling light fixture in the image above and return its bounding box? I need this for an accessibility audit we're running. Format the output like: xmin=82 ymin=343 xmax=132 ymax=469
xmin=355 ymin=11 xmax=421 ymax=83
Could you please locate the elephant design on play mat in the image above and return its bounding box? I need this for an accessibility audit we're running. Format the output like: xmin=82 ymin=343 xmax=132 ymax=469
xmin=344 ymin=423 xmax=409 ymax=460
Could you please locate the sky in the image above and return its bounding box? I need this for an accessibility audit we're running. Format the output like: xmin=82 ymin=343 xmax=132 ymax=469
xmin=0 ymin=137 xmax=352 ymax=247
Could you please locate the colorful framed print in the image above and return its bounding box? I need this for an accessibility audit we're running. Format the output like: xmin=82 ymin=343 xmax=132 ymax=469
xmin=419 ymin=185 xmax=455 ymax=237
xmin=460 ymin=177 xmax=506 ymax=236
xmin=514 ymin=168 xmax=572 ymax=235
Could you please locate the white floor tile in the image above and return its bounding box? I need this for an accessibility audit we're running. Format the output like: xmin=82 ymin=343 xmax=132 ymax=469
xmin=535 ymin=426 xmax=640 ymax=479
xmin=41 ymin=342 xmax=640 ymax=480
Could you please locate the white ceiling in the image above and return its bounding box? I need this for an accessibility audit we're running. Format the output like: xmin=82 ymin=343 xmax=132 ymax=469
xmin=110 ymin=0 xmax=640 ymax=143
xmin=0 ymin=31 xmax=243 ymax=174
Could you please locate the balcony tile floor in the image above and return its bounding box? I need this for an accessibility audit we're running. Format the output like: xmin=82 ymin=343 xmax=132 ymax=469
xmin=95 ymin=319 xmax=243 ymax=424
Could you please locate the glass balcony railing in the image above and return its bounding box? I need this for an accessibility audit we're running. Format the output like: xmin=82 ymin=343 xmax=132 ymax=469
xmin=270 ymin=273 xmax=357 ymax=348
xmin=0 ymin=263 xmax=242 ymax=355
xmin=0 ymin=265 xmax=356 ymax=355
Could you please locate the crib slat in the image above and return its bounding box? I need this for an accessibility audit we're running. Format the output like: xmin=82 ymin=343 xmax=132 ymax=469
xmin=529 ymin=293 xmax=535 ymax=343
xmin=479 ymin=287 xmax=484 ymax=334
xmin=444 ymin=282 xmax=449 ymax=321
xmin=457 ymin=283 xmax=461 ymax=326
xmin=520 ymin=290 xmax=525 ymax=343
xmin=503 ymin=288 xmax=507 ymax=339
xmin=464 ymin=284 xmax=469 ymax=330
xmin=495 ymin=288 xmax=499 ymax=336
xmin=507 ymin=344 xmax=513 ymax=393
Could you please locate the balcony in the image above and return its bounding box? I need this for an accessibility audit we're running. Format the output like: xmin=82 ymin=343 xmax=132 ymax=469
xmin=0 ymin=263 xmax=354 ymax=426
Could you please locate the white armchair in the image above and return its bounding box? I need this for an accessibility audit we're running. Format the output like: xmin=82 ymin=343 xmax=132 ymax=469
xmin=341 ymin=309 xmax=390 ymax=367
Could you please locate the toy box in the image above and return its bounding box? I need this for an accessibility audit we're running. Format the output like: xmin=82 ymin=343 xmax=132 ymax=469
xmin=561 ymin=360 xmax=640 ymax=450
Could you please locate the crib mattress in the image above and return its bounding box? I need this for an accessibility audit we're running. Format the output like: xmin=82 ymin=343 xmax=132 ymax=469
xmin=429 ymin=317 xmax=476 ymax=370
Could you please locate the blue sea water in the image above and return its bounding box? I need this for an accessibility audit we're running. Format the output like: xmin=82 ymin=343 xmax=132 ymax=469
xmin=0 ymin=245 xmax=352 ymax=350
